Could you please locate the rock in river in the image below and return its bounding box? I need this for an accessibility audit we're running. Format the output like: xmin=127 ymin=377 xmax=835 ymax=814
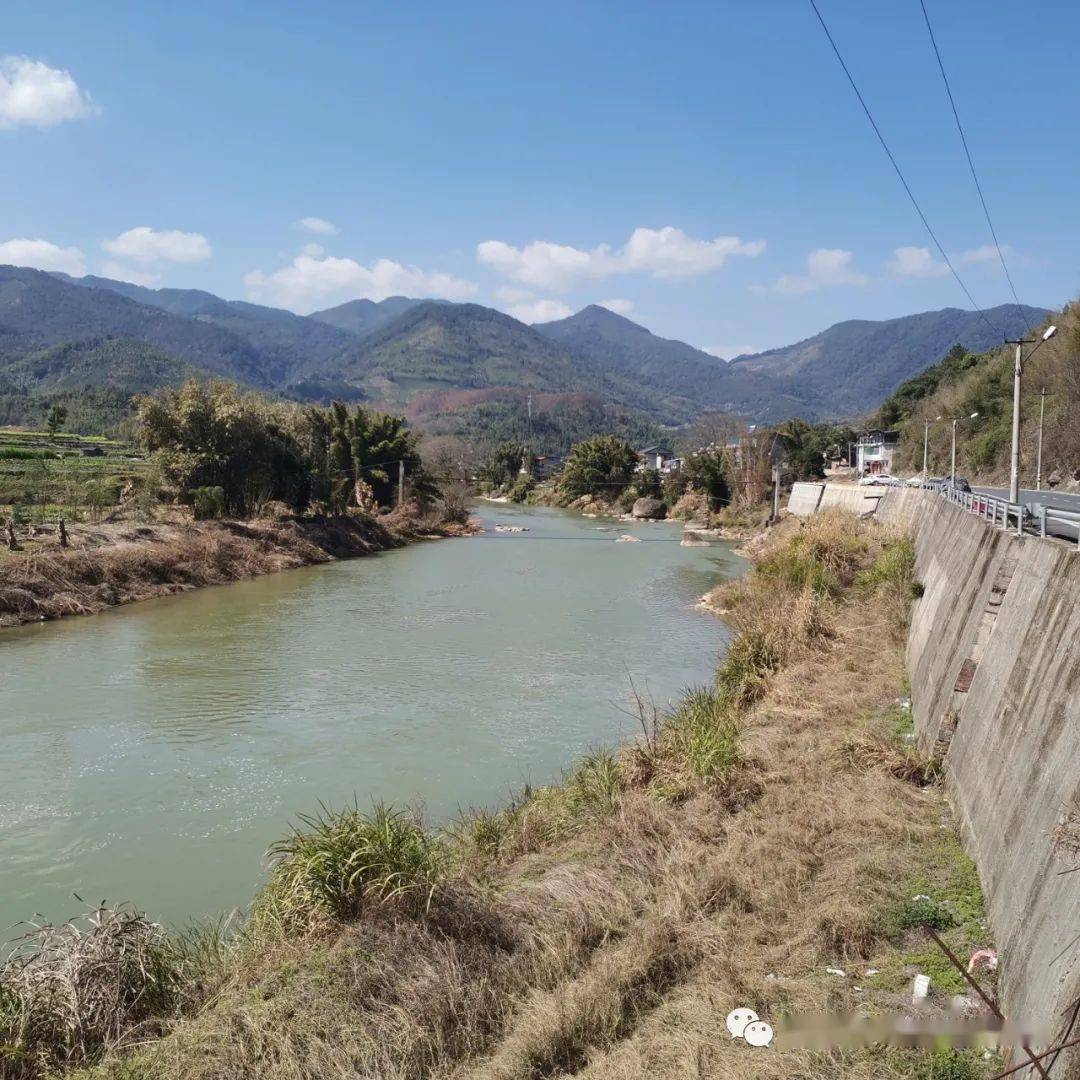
xmin=631 ymin=497 xmax=667 ymax=520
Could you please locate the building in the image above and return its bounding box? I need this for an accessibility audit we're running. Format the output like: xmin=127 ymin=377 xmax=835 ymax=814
xmin=855 ymin=430 xmax=899 ymax=476
xmin=637 ymin=446 xmax=681 ymax=474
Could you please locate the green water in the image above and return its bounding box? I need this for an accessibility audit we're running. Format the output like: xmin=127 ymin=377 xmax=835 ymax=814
xmin=0 ymin=503 xmax=742 ymax=933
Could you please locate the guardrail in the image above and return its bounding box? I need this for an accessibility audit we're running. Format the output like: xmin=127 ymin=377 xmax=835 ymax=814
xmin=928 ymin=484 xmax=1080 ymax=549
xmin=1034 ymin=502 xmax=1080 ymax=549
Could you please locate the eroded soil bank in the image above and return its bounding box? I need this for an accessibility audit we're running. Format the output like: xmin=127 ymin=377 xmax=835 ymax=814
xmin=0 ymin=509 xmax=477 ymax=628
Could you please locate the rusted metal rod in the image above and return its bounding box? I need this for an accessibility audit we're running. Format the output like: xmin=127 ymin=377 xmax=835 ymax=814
xmin=921 ymin=923 xmax=1052 ymax=1080
xmin=986 ymin=1035 xmax=1080 ymax=1080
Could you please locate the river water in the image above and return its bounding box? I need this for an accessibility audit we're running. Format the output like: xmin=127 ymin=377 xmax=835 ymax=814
xmin=0 ymin=503 xmax=741 ymax=933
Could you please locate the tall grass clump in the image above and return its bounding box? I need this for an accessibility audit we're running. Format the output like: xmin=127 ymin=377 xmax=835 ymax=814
xmin=855 ymin=536 xmax=921 ymax=622
xmin=665 ymin=687 xmax=741 ymax=782
xmin=255 ymin=803 xmax=445 ymax=933
xmin=0 ymin=906 xmax=186 ymax=1079
xmin=754 ymin=511 xmax=868 ymax=597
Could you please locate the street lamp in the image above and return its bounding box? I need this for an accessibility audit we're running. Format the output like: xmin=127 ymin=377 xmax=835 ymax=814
xmin=1006 ymin=324 xmax=1057 ymax=503
xmin=948 ymin=412 xmax=979 ymax=486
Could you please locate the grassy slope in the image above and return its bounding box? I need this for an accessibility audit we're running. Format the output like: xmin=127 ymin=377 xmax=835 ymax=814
xmin=8 ymin=513 xmax=998 ymax=1079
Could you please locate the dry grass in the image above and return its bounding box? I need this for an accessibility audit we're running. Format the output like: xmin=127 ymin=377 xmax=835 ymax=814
xmin=31 ymin=509 xmax=997 ymax=1080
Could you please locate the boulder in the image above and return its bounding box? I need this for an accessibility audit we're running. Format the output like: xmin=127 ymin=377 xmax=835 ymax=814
xmin=631 ymin=497 xmax=667 ymax=520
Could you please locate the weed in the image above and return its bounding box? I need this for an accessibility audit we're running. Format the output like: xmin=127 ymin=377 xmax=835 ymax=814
xmin=257 ymin=803 xmax=445 ymax=932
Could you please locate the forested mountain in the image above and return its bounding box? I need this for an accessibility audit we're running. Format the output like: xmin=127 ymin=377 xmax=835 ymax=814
xmin=309 ymin=296 xmax=424 ymax=337
xmin=0 ymin=262 xmax=1052 ymax=435
xmin=0 ymin=267 xmax=266 ymax=385
xmin=55 ymin=272 xmax=356 ymax=382
xmin=724 ymin=304 xmax=1047 ymax=417
xmin=323 ymin=301 xmax=672 ymax=415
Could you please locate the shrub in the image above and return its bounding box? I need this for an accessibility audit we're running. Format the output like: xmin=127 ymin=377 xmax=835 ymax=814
xmin=0 ymin=906 xmax=185 ymax=1078
xmin=558 ymin=436 xmax=638 ymax=502
xmin=508 ymin=475 xmax=536 ymax=503
xmin=258 ymin=804 xmax=445 ymax=931
xmin=187 ymin=486 xmax=225 ymax=521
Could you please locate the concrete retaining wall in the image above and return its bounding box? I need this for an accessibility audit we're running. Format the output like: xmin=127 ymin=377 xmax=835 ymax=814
xmin=791 ymin=483 xmax=1080 ymax=1064
xmin=788 ymin=481 xmax=886 ymax=517
xmin=881 ymin=489 xmax=1080 ymax=1063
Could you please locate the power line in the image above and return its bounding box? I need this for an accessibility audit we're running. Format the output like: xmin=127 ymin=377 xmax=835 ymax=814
xmin=918 ymin=0 xmax=1029 ymax=335
xmin=807 ymin=0 xmax=1000 ymax=339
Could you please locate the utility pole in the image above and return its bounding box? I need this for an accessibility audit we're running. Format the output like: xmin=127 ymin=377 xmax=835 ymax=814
xmin=1036 ymin=387 xmax=1046 ymax=491
xmin=922 ymin=419 xmax=931 ymax=477
xmin=771 ymin=464 xmax=780 ymax=523
xmin=397 ymin=459 xmax=405 ymax=506
xmin=1006 ymin=326 xmax=1057 ymax=504
xmin=1006 ymin=340 xmax=1024 ymax=504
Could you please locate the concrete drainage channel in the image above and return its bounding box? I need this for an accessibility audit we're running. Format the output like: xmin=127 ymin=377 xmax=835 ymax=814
xmin=789 ymin=482 xmax=1080 ymax=1075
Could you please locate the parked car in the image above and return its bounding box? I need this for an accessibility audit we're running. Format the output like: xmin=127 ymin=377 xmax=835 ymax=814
xmin=924 ymin=476 xmax=946 ymax=491
xmin=858 ymin=473 xmax=893 ymax=486
xmin=905 ymin=475 xmax=924 ymax=487
xmin=947 ymin=476 xmax=972 ymax=493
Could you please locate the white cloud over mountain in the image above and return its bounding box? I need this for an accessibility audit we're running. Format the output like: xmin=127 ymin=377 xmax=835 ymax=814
xmin=507 ymin=298 xmax=573 ymax=324
xmin=244 ymin=251 xmax=477 ymax=312
xmin=774 ymin=248 xmax=868 ymax=294
xmin=478 ymin=226 xmax=765 ymax=292
xmin=0 ymin=56 xmax=98 ymax=129
xmin=0 ymin=237 xmax=86 ymax=275
xmin=888 ymin=243 xmax=1009 ymax=278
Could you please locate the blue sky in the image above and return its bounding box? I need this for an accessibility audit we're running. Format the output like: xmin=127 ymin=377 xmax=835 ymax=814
xmin=3 ymin=0 xmax=1078 ymax=354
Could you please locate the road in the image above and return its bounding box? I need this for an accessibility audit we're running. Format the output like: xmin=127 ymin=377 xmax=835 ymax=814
xmin=972 ymin=485 xmax=1080 ymax=543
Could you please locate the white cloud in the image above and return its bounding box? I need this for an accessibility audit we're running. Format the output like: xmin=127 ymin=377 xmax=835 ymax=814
xmin=774 ymin=248 xmax=868 ymax=294
xmin=103 ymin=226 xmax=211 ymax=264
xmin=300 ymin=242 xmax=325 ymax=257
xmin=0 ymin=237 xmax=85 ymax=275
xmin=888 ymin=246 xmax=948 ymax=278
xmin=888 ymin=243 xmax=1013 ymax=279
xmin=297 ymin=216 xmax=338 ymax=236
xmin=478 ymin=226 xmax=764 ymax=292
xmin=244 ymin=252 xmax=477 ymax=312
xmin=0 ymin=56 xmax=98 ymax=129
xmin=508 ymin=298 xmax=573 ymax=324
xmin=598 ymin=298 xmax=634 ymax=316
xmin=703 ymin=344 xmax=758 ymax=360
xmin=99 ymin=261 xmax=161 ymax=286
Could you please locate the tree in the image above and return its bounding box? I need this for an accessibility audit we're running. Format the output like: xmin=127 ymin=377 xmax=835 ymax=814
xmin=559 ymin=435 xmax=639 ymax=501
xmin=46 ymin=404 xmax=67 ymax=438
xmin=138 ymin=380 xmax=309 ymax=517
xmin=481 ymin=442 xmax=527 ymax=490
xmin=309 ymin=401 xmax=437 ymax=513
xmin=682 ymin=448 xmax=730 ymax=511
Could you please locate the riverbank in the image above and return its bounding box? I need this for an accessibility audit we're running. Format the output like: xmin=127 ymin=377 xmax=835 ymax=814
xmin=0 ymin=507 xmax=478 ymax=628
xmin=8 ymin=510 xmax=1001 ymax=1080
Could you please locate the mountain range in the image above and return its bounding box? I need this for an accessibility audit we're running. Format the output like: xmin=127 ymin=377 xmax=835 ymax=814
xmin=0 ymin=263 xmax=1048 ymax=432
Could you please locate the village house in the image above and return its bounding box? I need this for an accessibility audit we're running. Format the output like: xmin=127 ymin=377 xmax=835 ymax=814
xmin=637 ymin=445 xmax=682 ymax=474
xmin=855 ymin=429 xmax=899 ymax=476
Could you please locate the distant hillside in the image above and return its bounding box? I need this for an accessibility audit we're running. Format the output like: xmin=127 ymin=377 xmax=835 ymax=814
xmin=0 ymin=266 xmax=267 ymax=386
xmin=57 ymin=273 xmax=356 ymax=383
xmin=0 ymin=263 xmax=1056 ymax=440
xmin=727 ymin=305 xmax=1048 ymax=418
xmin=310 ymin=296 xmax=424 ymax=337
xmin=876 ymin=302 xmax=1078 ymax=482
xmin=325 ymin=301 xmax=667 ymax=415
xmin=535 ymin=305 xmax=806 ymax=420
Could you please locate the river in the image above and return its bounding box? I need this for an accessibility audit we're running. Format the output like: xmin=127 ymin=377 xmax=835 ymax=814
xmin=0 ymin=503 xmax=742 ymax=933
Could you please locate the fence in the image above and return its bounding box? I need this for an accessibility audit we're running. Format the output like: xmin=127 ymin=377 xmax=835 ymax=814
xmin=936 ymin=485 xmax=1080 ymax=549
